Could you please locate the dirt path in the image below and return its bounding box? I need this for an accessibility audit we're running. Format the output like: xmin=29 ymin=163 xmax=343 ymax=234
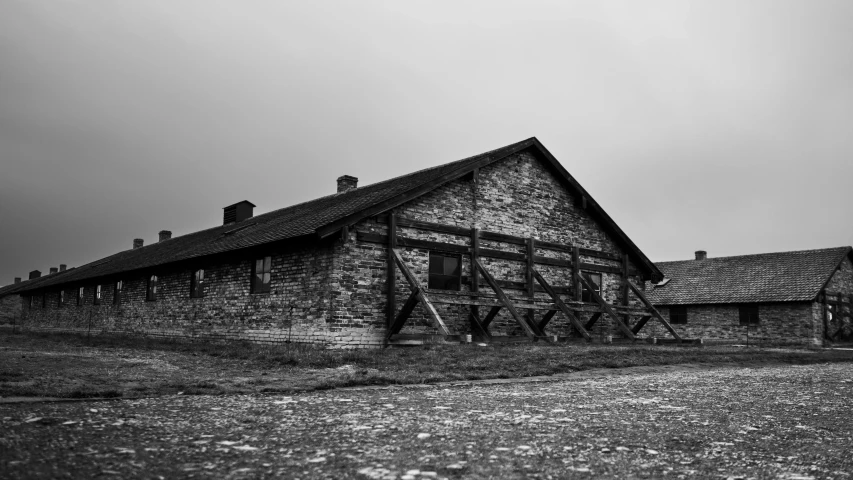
xmin=2 ymin=363 xmax=851 ymax=479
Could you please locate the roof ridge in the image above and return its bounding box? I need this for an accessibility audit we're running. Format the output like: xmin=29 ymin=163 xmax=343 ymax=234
xmin=656 ymin=246 xmax=851 ymax=265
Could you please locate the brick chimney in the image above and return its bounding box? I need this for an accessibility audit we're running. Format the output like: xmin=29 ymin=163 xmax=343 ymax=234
xmin=337 ymin=175 xmax=358 ymax=193
xmin=159 ymin=230 xmax=172 ymax=242
xmin=14 ymin=277 xmax=21 ymax=284
xmin=49 ymin=267 xmax=58 ymax=274
xmin=223 ymin=201 xmax=256 ymax=225
xmin=60 ymin=264 xmax=67 ymax=272
xmin=29 ymin=270 xmax=41 ymax=279
xmin=695 ymin=250 xmax=707 ymax=261
xmin=133 ymin=238 xmax=144 ymax=249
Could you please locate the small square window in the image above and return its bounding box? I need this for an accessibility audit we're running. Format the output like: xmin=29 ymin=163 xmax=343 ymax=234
xmin=94 ymin=285 xmax=102 ymax=305
xmin=251 ymin=257 xmax=271 ymax=294
xmin=114 ymin=281 xmax=123 ymax=305
xmin=77 ymin=287 xmax=84 ymax=306
xmin=147 ymin=275 xmax=158 ymax=301
xmin=428 ymin=252 xmax=461 ymax=291
xmin=581 ymin=272 xmax=602 ymax=303
xmin=670 ymin=305 xmax=688 ymax=324
xmin=191 ymin=269 xmax=205 ymax=298
xmin=739 ymin=304 xmax=759 ymax=325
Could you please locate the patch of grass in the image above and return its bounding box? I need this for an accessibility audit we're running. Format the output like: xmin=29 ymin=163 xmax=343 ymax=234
xmin=2 ymin=330 xmax=852 ymax=398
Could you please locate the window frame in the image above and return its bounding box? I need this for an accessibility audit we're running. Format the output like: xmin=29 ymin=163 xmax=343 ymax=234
xmin=580 ymin=271 xmax=603 ymax=303
xmin=146 ymin=274 xmax=158 ymax=301
xmin=94 ymin=284 xmax=102 ymax=305
xmin=77 ymin=286 xmax=84 ymax=306
xmin=738 ymin=304 xmax=760 ymax=325
xmin=114 ymin=280 xmax=123 ymax=305
xmin=190 ymin=268 xmax=205 ymax=298
xmin=251 ymin=256 xmax=272 ymax=294
xmin=669 ymin=305 xmax=688 ymax=324
xmin=427 ymin=251 xmax=462 ymax=291
xmin=58 ymin=290 xmax=65 ymax=307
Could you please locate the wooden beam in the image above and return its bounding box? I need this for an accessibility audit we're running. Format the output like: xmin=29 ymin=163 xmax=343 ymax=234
xmin=532 ymin=269 xmax=591 ymax=340
xmin=621 ymin=253 xmax=630 ymax=330
xmin=482 ymin=306 xmax=502 ymax=328
xmin=526 ymin=237 xmax=535 ymax=330
xmin=386 ymin=212 xmax=397 ymax=328
xmin=392 ymin=249 xmax=451 ymax=336
xmin=470 ymin=227 xmax=480 ymax=336
xmin=575 ymin=271 xmax=636 ymax=340
xmin=631 ymin=316 xmax=651 ymax=335
xmin=468 ymin=310 xmax=492 ymax=339
xmin=386 ymin=290 xmax=419 ymax=339
xmin=625 ymin=280 xmax=682 ymax=341
xmin=584 ymin=312 xmax=602 ymax=331
xmin=538 ymin=310 xmax=557 ymax=331
xmin=572 ymin=246 xmax=581 ymax=302
xmin=475 ymin=258 xmax=538 ymax=338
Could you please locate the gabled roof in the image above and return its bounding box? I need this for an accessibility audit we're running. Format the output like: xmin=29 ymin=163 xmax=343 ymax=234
xmin=647 ymin=247 xmax=853 ymax=305
xmin=9 ymin=137 xmax=661 ymax=295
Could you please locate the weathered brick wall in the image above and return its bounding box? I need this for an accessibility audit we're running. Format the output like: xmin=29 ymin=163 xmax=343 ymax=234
xmin=0 ymin=294 xmax=21 ymax=324
xmin=343 ymin=151 xmax=649 ymax=341
xmin=820 ymin=256 xmax=853 ymax=342
xmin=656 ymin=302 xmax=819 ymax=346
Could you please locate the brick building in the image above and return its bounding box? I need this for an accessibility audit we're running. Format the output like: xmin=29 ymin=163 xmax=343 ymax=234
xmin=5 ymin=138 xmax=683 ymax=347
xmin=647 ymin=247 xmax=853 ymax=347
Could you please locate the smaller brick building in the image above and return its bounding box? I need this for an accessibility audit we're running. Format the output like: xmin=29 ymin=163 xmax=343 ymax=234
xmin=647 ymin=247 xmax=853 ymax=347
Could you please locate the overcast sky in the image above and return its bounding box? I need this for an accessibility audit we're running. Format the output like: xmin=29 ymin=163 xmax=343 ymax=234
xmin=2 ymin=0 xmax=852 ymax=285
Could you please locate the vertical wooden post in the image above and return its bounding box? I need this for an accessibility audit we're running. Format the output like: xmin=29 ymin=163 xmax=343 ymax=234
xmin=621 ymin=254 xmax=630 ymax=330
xmin=470 ymin=227 xmax=480 ymax=331
xmin=572 ymin=246 xmax=581 ymax=302
xmin=526 ymin=237 xmax=536 ymax=327
xmin=386 ymin=212 xmax=397 ymax=328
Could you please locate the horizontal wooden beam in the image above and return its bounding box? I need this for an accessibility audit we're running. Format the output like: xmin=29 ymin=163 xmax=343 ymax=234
xmin=357 ymin=232 xmax=640 ymax=275
xmin=375 ymin=216 xmax=622 ymax=261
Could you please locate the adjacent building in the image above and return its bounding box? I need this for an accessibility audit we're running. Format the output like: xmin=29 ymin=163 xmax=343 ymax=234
xmin=647 ymin=248 xmax=853 ymax=346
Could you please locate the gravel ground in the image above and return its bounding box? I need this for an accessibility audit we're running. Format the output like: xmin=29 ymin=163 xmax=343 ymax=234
xmin=1 ymin=363 xmax=851 ymax=479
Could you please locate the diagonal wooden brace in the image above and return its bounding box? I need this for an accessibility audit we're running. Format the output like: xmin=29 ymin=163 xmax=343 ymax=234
xmin=468 ymin=310 xmax=492 ymax=339
xmin=538 ymin=310 xmax=557 ymax=331
xmin=475 ymin=258 xmax=538 ymax=339
xmin=532 ymin=269 xmax=591 ymax=340
xmin=386 ymin=290 xmax=420 ymax=341
xmin=575 ymin=271 xmax=636 ymax=340
xmin=482 ymin=306 xmax=502 ymax=328
xmin=584 ymin=312 xmax=602 ymax=331
xmin=631 ymin=315 xmax=651 ymax=335
xmin=625 ymin=280 xmax=682 ymax=341
xmin=392 ymin=249 xmax=451 ymax=336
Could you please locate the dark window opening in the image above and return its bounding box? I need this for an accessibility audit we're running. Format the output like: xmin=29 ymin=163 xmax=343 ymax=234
xmin=77 ymin=287 xmax=84 ymax=306
xmin=28 ymin=296 xmax=33 ymax=309
xmin=581 ymin=272 xmax=602 ymax=303
xmin=252 ymin=257 xmax=271 ymax=294
xmin=41 ymin=293 xmax=46 ymax=308
xmin=58 ymin=290 xmax=65 ymax=307
xmin=147 ymin=275 xmax=158 ymax=301
xmin=428 ymin=252 xmax=461 ymax=291
xmin=670 ymin=305 xmax=688 ymax=324
xmin=191 ymin=269 xmax=205 ymax=298
xmin=114 ymin=281 xmax=123 ymax=305
xmin=94 ymin=285 xmax=102 ymax=305
xmin=739 ymin=304 xmax=759 ymax=325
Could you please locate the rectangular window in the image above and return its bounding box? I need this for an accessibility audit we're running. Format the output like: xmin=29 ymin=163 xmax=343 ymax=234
xmin=114 ymin=281 xmax=123 ymax=305
xmin=77 ymin=287 xmax=84 ymax=306
xmin=428 ymin=252 xmax=461 ymax=291
xmin=28 ymin=296 xmax=33 ymax=309
xmin=58 ymin=290 xmax=65 ymax=307
xmin=251 ymin=257 xmax=272 ymax=294
xmin=191 ymin=269 xmax=205 ymax=298
xmin=147 ymin=275 xmax=158 ymax=301
xmin=94 ymin=285 xmax=102 ymax=305
xmin=670 ymin=305 xmax=688 ymax=324
xmin=739 ymin=304 xmax=759 ymax=325
xmin=581 ymin=272 xmax=602 ymax=303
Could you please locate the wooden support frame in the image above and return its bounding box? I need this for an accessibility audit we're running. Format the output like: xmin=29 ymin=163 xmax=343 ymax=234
xmin=532 ymin=269 xmax=591 ymax=341
xmin=575 ymin=271 xmax=636 ymax=340
xmin=386 ymin=212 xmax=397 ymax=328
xmin=482 ymin=306 xmax=502 ymax=328
xmin=584 ymin=312 xmax=602 ymax=330
xmin=470 ymin=227 xmax=481 ymax=336
xmin=475 ymin=258 xmax=541 ymax=339
xmin=631 ymin=316 xmax=651 ymax=335
xmin=526 ymin=237 xmax=536 ymax=328
xmin=624 ymin=280 xmax=682 ymax=341
xmin=387 ymin=249 xmax=451 ymax=340
xmin=538 ymin=310 xmax=557 ymax=331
